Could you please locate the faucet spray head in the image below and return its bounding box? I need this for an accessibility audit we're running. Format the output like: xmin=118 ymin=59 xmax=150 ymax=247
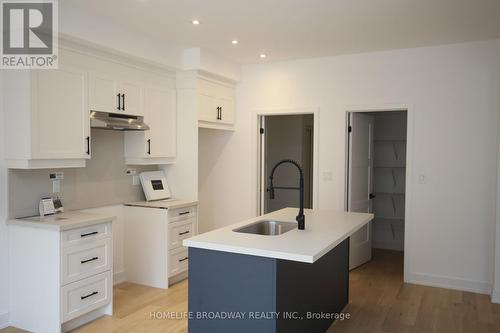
xmin=269 ymin=176 xmax=275 ymax=199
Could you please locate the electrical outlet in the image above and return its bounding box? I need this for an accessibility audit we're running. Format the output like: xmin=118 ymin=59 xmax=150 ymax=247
xmin=418 ymin=174 xmax=426 ymax=184
xmin=132 ymin=175 xmax=140 ymax=186
xmin=49 ymin=172 xmax=64 ymax=180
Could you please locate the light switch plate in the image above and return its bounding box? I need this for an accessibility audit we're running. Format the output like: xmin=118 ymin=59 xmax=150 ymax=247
xmin=322 ymin=171 xmax=333 ymax=181
xmin=52 ymin=180 xmax=61 ymax=193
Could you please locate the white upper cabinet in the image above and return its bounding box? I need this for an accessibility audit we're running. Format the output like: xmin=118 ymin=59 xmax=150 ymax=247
xmin=89 ymin=73 xmax=143 ymax=116
xmin=118 ymin=81 xmax=143 ymax=116
xmin=3 ymin=45 xmax=177 ymax=168
xmin=198 ymin=78 xmax=235 ymax=130
xmin=124 ymin=85 xmax=177 ymax=165
xmin=145 ymin=86 xmax=176 ymax=158
xmin=4 ymin=65 xmax=90 ymax=169
xmin=88 ymin=73 xmax=118 ymax=113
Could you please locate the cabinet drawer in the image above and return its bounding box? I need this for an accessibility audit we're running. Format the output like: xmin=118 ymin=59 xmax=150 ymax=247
xmin=62 ymin=222 xmax=112 ymax=247
xmin=61 ymin=271 xmax=112 ymax=323
xmin=169 ymin=247 xmax=189 ymax=277
xmin=61 ymin=238 xmax=112 ymax=285
xmin=168 ymin=205 xmax=196 ymax=222
xmin=169 ymin=218 xmax=195 ymax=249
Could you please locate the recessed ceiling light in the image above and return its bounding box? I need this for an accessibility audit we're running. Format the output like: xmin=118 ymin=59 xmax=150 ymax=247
xmin=192 ymin=20 xmax=200 ymax=25
xmin=260 ymin=53 xmax=267 ymax=59
xmin=231 ymin=40 xmax=239 ymax=45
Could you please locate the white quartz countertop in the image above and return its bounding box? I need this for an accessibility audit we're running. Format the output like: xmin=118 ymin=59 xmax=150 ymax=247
xmin=8 ymin=211 xmax=116 ymax=231
xmin=183 ymin=208 xmax=373 ymax=263
xmin=124 ymin=199 xmax=198 ymax=209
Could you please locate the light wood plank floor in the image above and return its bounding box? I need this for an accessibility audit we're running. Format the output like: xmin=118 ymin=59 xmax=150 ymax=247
xmin=3 ymin=249 xmax=500 ymax=333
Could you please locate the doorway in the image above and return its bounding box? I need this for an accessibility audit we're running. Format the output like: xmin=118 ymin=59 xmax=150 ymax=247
xmin=258 ymin=114 xmax=314 ymax=214
xmin=346 ymin=110 xmax=408 ymax=270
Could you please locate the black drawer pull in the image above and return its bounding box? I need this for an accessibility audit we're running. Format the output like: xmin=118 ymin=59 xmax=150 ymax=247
xmin=81 ymin=257 xmax=99 ymax=264
xmin=81 ymin=291 xmax=98 ymax=300
xmin=179 ymin=211 xmax=190 ymax=216
xmin=178 ymin=257 xmax=189 ymax=262
xmin=81 ymin=231 xmax=98 ymax=238
xmin=179 ymin=231 xmax=190 ymax=236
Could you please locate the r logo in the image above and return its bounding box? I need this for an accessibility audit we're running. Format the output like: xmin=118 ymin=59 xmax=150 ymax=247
xmin=2 ymin=1 xmax=53 ymax=54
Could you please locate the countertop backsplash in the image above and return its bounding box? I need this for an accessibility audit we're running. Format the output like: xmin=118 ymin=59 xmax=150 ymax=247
xmin=8 ymin=129 xmax=157 ymax=218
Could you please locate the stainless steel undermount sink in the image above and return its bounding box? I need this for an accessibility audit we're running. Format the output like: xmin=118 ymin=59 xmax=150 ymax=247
xmin=233 ymin=220 xmax=297 ymax=236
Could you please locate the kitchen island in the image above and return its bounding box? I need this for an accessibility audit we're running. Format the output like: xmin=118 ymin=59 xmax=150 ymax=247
xmin=183 ymin=208 xmax=373 ymax=333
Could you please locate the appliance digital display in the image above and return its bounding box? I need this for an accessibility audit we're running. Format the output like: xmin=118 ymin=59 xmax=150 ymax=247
xmin=151 ymin=180 xmax=164 ymax=191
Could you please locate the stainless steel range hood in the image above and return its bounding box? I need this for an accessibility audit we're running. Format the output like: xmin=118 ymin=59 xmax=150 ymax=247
xmin=90 ymin=111 xmax=150 ymax=131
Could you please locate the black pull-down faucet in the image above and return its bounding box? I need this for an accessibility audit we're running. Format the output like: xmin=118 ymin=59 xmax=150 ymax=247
xmin=268 ymin=159 xmax=305 ymax=230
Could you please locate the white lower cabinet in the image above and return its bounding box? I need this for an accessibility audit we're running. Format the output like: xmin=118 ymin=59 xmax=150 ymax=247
xmin=169 ymin=247 xmax=190 ymax=277
xmin=124 ymin=203 xmax=198 ymax=289
xmin=9 ymin=220 xmax=113 ymax=333
xmin=61 ymin=237 xmax=112 ymax=285
xmin=61 ymin=271 xmax=113 ymax=323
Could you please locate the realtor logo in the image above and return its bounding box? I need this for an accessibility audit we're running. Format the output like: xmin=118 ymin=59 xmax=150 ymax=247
xmin=1 ymin=0 xmax=58 ymax=69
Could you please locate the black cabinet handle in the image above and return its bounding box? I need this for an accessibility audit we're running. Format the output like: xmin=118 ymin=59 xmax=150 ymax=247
xmin=369 ymin=193 xmax=376 ymax=199
xmin=147 ymin=139 xmax=151 ymax=155
xmin=86 ymin=136 xmax=90 ymax=155
xmin=122 ymin=94 xmax=125 ymax=111
xmin=81 ymin=231 xmax=98 ymax=238
xmin=219 ymin=106 xmax=223 ymax=120
xmin=179 ymin=211 xmax=190 ymax=216
xmin=179 ymin=231 xmax=190 ymax=236
xmin=117 ymin=93 xmax=121 ymax=110
xmin=81 ymin=291 xmax=98 ymax=300
xmin=81 ymin=257 xmax=99 ymax=264
xmin=216 ymin=107 xmax=221 ymax=120
xmin=178 ymin=257 xmax=189 ymax=262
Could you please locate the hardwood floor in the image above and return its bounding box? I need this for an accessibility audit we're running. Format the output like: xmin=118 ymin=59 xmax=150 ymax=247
xmin=3 ymin=249 xmax=500 ymax=333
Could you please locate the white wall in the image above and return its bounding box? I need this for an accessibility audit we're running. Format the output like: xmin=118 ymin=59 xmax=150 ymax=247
xmin=0 ymin=72 xmax=9 ymax=327
xmin=200 ymin=40 xmax=500 ymax=294
xmin=59 ymin=4 xmax=184 ymax=70
xmin=493 ymin=68 xmax=500 ymax=303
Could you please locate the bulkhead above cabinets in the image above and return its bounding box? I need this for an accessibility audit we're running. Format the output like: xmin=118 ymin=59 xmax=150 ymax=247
xmin=3 ymin=45 xmax=177 ymax=169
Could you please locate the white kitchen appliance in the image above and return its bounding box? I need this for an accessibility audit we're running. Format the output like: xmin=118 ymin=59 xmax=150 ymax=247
xmin=139 ymin=171 xmax=172 ymax=201
xmin=39 ymin=197 xmax=55 ymax=216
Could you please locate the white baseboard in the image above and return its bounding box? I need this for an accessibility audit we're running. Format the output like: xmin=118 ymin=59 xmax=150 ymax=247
xmin=113 ymin=271 xmax=126 ymax=285
xmin=406 ymin=272 xmax=491 ymax=295
xmin=491 ymin=290 xmax=500 ymax=304
xmin=0 ymin=312 xmax=9 ymax=329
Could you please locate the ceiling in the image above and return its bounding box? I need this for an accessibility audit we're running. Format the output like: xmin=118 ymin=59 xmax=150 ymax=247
xmin=62 ymin=0 xmax=500 ymax=64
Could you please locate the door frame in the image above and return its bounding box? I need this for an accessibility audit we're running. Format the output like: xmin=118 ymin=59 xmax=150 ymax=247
xmin=345 ymin=104 xmax=414 ymax=283
xmin=256 ymin=107 xmax=320 ymax=216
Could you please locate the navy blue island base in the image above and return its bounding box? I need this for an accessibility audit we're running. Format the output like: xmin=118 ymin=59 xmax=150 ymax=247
xmin=188 ymin=238 xmax=349 ymax=333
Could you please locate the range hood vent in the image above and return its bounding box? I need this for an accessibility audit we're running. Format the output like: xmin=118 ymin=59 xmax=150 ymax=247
xmin=90 ymin=111 xmax=150 ymax=131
